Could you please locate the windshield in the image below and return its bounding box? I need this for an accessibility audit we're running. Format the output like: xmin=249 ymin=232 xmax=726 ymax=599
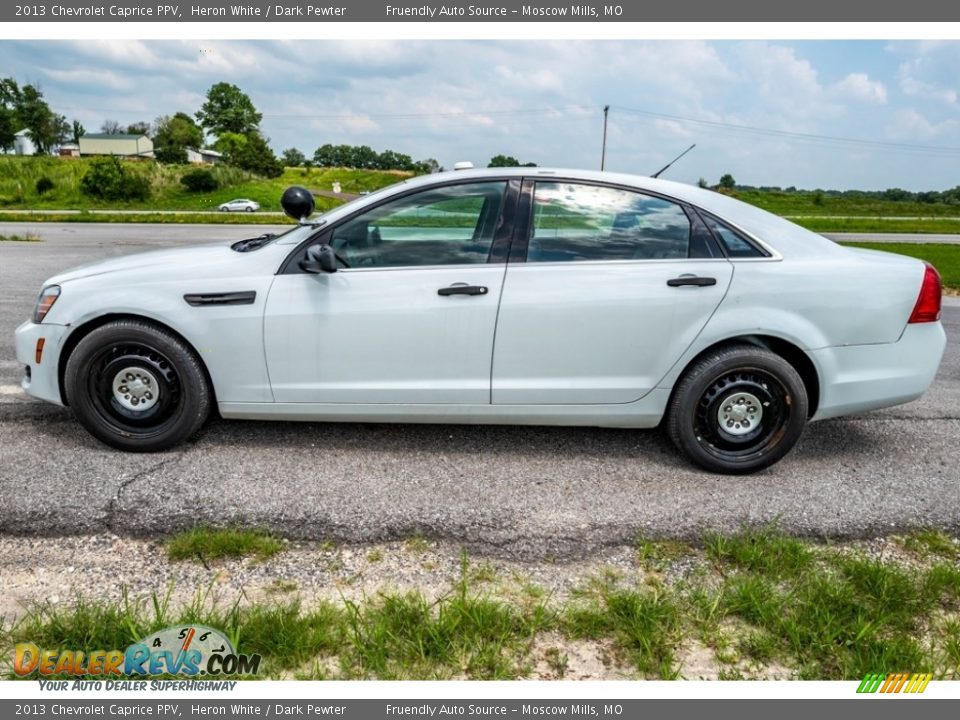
xmin=231 ymin=180 xmax=410 ymax=252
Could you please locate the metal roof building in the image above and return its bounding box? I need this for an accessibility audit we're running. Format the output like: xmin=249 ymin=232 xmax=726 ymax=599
xmin=79 ymin=133 xmax=154 ymax=158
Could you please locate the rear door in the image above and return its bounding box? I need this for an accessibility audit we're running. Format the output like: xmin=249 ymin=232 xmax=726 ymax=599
xmin=492 ymin=179 xmax=733 ymax=405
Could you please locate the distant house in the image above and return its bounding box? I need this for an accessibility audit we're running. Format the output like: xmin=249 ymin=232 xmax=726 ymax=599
xmin=13 ymin=129 xmax=37 ymax=156
xmin=186 ymin=147 xmax=223 ymax=165
xmin=79 ymin=133 xmax=154 ymax=159
xmin=59 ymin=143 xmax=80 ymax=158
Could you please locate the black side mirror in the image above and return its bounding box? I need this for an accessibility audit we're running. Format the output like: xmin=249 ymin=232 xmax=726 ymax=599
xmin=300 ymin=244 xmax=338 ymax=274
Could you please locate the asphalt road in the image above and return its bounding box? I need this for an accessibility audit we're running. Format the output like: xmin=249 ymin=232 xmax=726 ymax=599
xmin=1 ymin=224 xmax=958 ymax=559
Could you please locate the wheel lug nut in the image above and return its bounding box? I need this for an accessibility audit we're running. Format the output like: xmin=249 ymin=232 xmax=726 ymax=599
xmin=126 ymin=373 xmax=134 ymax=380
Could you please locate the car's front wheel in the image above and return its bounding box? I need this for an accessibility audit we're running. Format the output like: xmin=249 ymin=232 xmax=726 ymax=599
xmin=665 ymin=344 xmax=808 ymax=474
xmin=64 ymin=320 xmax=211 ymax=452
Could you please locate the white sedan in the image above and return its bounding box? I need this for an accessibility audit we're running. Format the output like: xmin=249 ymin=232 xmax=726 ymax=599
xmin=218 ymin=198 xmax=260 ymax=212
xmin=15 ymin=168 xmax=946 ymax=473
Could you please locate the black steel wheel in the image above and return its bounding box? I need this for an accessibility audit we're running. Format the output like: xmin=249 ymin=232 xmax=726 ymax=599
xmin=65 ymin=320 xmax=211 ymax=452
xmin=665 ymin=344 xmax=808 ymax=474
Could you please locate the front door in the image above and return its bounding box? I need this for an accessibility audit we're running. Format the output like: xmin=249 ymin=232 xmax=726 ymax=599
xmin=264 ymin=180 xmax=515 ymax=404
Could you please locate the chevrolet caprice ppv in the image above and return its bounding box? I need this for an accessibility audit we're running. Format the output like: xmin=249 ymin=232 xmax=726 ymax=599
xmin=15 ymin=168 xmax=946 ymax=473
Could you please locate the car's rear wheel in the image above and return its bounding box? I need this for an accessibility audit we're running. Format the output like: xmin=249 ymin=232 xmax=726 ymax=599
xmin=245 ymin=206 xmax=254 ymax=212
xmin=665 ymin=344 xmax=808 ymax=474
xmin=64 ymin=320 xmax=211 ymax=452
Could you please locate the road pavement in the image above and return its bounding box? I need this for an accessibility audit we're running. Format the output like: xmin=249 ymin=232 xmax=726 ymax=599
xmin=1 ymin=223 xmax=957 ymax=558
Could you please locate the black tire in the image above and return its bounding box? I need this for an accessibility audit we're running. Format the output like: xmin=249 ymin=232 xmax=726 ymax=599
xmin=64 ymin=320 xmax=211 ymax=452
xmin=665 ymin=344 xmax=808 ymax=474
xmin=245 ymin=206 xmax=254 ymax=212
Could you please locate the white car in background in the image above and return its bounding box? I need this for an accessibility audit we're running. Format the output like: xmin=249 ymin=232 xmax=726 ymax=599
xmin=218 ymin=198 xmax=260 ymax=212
xmin=15 ymin=168 xmax=945 ymax=473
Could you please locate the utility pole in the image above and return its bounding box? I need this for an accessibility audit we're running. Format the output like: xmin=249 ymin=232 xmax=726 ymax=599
xmin=600 ymin=105 xmax=610 ymax=171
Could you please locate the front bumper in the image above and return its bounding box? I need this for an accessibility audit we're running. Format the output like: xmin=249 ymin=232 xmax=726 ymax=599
xmin=14 ymin=320 xmax=70 ymax=406
xmin=810 ymin=322 xmax=947 ymax=420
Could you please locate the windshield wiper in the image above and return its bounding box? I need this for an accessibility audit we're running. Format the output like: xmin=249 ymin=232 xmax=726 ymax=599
xmin=231 ymin=233 xmax=276 ymax=252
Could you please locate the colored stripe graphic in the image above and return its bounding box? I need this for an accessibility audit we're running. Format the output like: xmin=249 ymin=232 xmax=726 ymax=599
xmin=858 ymin=672 xmax=932 ymax=694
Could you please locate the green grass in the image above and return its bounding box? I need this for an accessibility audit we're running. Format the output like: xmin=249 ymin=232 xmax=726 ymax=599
xmin=899 ymin=530 xmax=959 ymax=561
xmin=839 ymin=242 xmax=960 ymax=290
xmin=0 ymin=156 xmax=408 ymax=214
xmin=705 ymin=525 xmax=814 ymax=580
xmin=736 ymin=188 xmax=960 ymax=219
xmin=166 ymin=527 xmax=285 ymax=563
xmin=794 ymin=216 xmax=960 ymax=234
xmin=4 ymin=530 xmax=960 ymax=681
xmin=0 ymin=232 xmax=41 ymax=241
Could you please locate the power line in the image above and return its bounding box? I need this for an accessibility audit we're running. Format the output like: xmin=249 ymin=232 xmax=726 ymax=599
xmin=612 ymin=105 xmax=960 ymax=156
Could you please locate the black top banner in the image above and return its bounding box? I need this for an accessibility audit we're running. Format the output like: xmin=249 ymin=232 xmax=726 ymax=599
xmin=5 ymin=0 xmax=960 ymax=22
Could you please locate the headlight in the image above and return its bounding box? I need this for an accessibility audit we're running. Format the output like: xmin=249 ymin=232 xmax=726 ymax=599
xmin=33 ymin=285 xmax=61 ymax=323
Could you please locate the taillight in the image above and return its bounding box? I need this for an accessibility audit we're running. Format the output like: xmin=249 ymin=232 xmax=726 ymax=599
xmin=908 ymin=263 xmax=942 ymax=324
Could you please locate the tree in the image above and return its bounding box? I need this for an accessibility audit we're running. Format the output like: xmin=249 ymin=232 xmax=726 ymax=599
xmin=196 ymin=82 xmax=262 ymax=136
xmin=697 ymin=177 xmax=708 ymax=188
xmin=16 ymin=84 xmax=67 ymax=152
xmin=101 ymin=119 xmax=123 ymax=134
xmin=0 ymin=78 xmax=68 ymax=153
xmin=414 ymin=158 xmax=441 ymax=174
xmin=80 ymin=156 xmax=151 ymax=200
xmin=281 ymin=147 xmax=306 ymax=167
xmin=0 ymin=78 xmax=20 ymax=151
xmin=153 ymin=112 xmax=204 ymax=164
xmin=126 ymin=121 xmax=152 ymax=136
xmin=719 ymin=173 xmax=736 ymax=190
xmin=180 ymin=169 xmax=219 ymax=192
xmin=376 ymin=149 xmax=414 ymax=171
xmin=71 ymin=120 xmax=85 ymax=144
xmin=488 ymin=154 xmax=521 ymax=168
xmin=217 ymin=131 xmax=282 ymax=178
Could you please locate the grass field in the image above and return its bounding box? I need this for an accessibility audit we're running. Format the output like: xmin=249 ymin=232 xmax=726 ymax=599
xmin=839 ymin=242 xmax=960 ymax=291
xmin=0 ymin=156 xmax=409 ymax=214
xmin=3 ymin=157 xmax=960 ymax=233
xmin=3 ymin=528 xmax=958 ymax=681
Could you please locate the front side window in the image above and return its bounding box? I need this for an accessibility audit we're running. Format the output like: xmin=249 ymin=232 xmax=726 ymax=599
xmin=527 ymin=182 xmax=693 ymax=262
xmin=329 ymin=181 xmax=507 ymax=268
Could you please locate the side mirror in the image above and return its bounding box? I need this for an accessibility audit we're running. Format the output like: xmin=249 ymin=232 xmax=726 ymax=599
xmin=300 ymin=244 xmax=338 ymax=274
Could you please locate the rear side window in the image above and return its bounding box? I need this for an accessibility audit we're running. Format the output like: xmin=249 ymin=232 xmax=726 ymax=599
xmin=703 ymin=215 xmax=768 ymax=258
xmin=527 ymin=182 xmax=699 ymax=262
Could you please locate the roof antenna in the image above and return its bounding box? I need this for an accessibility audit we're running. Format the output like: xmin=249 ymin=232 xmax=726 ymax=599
xmin=651 ymin=143 xmax=696 ymax=179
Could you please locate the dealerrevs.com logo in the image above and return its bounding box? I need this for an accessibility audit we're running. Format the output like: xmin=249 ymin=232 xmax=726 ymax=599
xmin=857 ymin=672 xmax=933 ymax=694
xmin=14 ymin=625 xmax=261 ymax=678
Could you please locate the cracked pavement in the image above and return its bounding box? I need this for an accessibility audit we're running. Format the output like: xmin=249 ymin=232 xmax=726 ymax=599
xmin=1 ymin=224 xmax=958 ymax=559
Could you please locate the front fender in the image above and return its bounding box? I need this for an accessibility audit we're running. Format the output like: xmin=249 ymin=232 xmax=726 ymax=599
xmin=53 ymin=278 xmax=275 ymax=404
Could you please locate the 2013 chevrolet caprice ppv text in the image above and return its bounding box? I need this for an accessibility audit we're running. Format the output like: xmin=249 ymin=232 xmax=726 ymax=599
xmin=15 ymin=168 xmax=946 ymax=473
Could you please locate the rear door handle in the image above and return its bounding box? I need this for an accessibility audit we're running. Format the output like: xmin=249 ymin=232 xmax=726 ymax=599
xmin=667 ymin=276 xmax=717 ymax=287
xmin=438 ymin=284 xmax=489 ymax=296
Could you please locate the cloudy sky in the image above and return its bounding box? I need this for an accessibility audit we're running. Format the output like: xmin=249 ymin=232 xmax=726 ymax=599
xmin=2 ymin=39 xmax=959 ymax=190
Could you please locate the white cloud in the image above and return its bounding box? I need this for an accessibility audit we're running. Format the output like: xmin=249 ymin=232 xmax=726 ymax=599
xmin=885 ymin=108 xmax=958 ymax=141
xmin=831 ymin=73 xmax=887 ymax=104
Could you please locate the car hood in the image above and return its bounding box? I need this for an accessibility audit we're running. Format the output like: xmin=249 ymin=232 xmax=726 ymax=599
xmin=45 ymin=242 xmax=243 ymax=285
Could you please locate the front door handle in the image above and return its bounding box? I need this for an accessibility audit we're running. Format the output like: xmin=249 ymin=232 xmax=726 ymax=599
xmin=438 ymin=284 xmax=489 ymax=296
xmin=667 ymin=276 xmax=717 ymax=287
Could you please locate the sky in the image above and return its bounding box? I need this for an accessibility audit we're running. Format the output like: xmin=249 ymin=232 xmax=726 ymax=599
xmin=1 ymin=39 xmax=959 ymax=191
